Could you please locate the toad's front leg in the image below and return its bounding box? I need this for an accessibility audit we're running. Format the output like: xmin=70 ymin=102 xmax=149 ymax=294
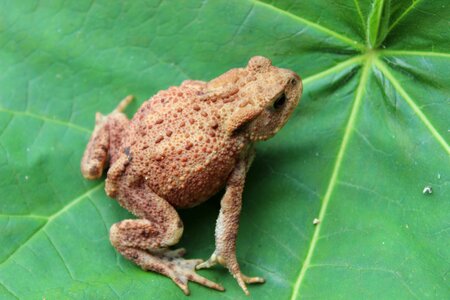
xmin=197 ymin=155 xmax=264 ymax=295
xmin=80 ymin=95 xmax=133 ymax=179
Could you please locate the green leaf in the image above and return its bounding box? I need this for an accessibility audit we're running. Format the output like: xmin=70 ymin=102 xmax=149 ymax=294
xmin=366 ymin=0 xmax=390 ymax=48
xmin=0 ymin=0 xmax=449 ymax=299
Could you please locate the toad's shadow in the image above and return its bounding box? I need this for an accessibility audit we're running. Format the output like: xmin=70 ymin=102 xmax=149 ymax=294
xmin=178 ymin=143 xmax=310 ymax=257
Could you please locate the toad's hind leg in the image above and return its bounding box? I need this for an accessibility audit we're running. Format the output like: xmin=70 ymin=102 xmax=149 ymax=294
xmin=80 ymin=96 xmax=133 ymax=179
xmin=109 ymin=183 xmax=224 ymax=295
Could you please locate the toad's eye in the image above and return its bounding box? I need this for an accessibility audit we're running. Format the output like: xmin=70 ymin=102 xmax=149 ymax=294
xmin=273 ymin=93 xmax=286 ymax=109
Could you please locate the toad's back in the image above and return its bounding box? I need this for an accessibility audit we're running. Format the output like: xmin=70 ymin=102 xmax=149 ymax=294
xmin=121 ymin=83 xmax=246 ymax=208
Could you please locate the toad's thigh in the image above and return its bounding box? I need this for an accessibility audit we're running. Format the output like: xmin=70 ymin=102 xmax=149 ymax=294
xmin=113 ymin=179 xmax=184 ymax=247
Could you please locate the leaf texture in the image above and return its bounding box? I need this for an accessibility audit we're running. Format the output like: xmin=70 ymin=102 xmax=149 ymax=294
xmin=0 ymin=0 xmax=449 ymax=299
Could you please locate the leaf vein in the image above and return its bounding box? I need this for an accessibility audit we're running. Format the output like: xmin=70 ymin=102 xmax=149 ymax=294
xmin=353 ymin=0 xmax=366 ymax=31
xmin=374 ymin=59 xmax=450 ymax=154
xmin=380 ymin=50 xmax=450 ymax=58
xmin=251 ymin=0 xmax=366 ymax=51
xmin=0 ymin=184 xmax=103 ymax=267
xmin=368 ymin=0 xmax=385 ymax=47
xmin=248 ymin=220 xmax=301 ymax=260
xmin=0 ymin=107 xmax=91 ymax=134
xmin=231 ymin=2 xmax=254 ymax=40
xmin=44 ymin=230 xmax=77 ymax=281
xmin=290 ymin=57 xmax=374 ymax=300
xmin=303 ymin=55 xmax=365 ymax=86
xmin=308 ymin=264 xmax=420 ymax=299
xmin=0 ymin=221 xmax=46 ymax=265
xmin=0 ymin=214 xmax=48 ymax=220
xmin=387 ymin=0 xmax=424 ymax=34
xmin=0 ymin=280 xmax=19 ymax=300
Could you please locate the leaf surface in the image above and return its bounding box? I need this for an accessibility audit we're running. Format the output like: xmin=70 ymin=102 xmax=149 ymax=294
xmin=0 ymin=0 xmax=449 ymax=299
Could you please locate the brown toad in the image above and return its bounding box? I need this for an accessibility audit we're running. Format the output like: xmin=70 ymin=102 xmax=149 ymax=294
xmin=80 ymin=56 xmax=302 ymax=295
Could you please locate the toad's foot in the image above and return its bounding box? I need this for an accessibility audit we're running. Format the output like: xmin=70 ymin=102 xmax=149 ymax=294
xmin=125 ymin=247 xmax=224 ymax=295
xmin=196 ymin=253 xmax=264 ymax=295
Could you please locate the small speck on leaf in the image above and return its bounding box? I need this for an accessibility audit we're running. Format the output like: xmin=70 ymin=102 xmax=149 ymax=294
xmin=313 ymin=218 xmax=320 ymax=225
xmin=422 ymin=186 xmax=432 ymax=195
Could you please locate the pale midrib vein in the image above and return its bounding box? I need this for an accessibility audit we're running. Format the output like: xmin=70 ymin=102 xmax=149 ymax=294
xmin=290 ymin=57 xmax=373 ymax=300
xmin=353 ymin=0 xmax=366 ymax=31
xmin=0 ymin=183 xmax=103 ymax=267
xmin=251 ymin=0 xmax=366 ymax=51
xmin=367 ymin=0 xmax=385 ymax=48
xmin=303 ymin=55 xmax=365 ymax=85
xmin=0 ymin=107 xmax=91 ymax=134
xmin=0 ymin=214 xmax=47 ymax=220
xmin=375 ymin=0 xmax=385 ymax=41
xmin=380 ymin=50 xmax=450 ymax=58
xmin=374 ymin=59 xmax=450 ymax=154
xmin=387 ymin=0 xmax=424 ymax=33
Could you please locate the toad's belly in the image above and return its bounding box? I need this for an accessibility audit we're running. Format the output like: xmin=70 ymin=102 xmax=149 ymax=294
xmin=146 ymin=151 xmax=237 ymax=208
